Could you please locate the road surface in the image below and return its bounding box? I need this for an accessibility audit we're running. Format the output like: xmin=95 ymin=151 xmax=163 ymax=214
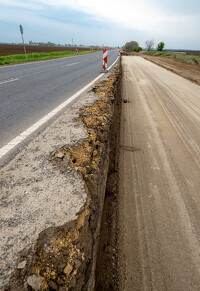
xmin=0 ymin=50 xmax=118 ymax=158
xmin=119 ymin=56 xmax=200 ymax=290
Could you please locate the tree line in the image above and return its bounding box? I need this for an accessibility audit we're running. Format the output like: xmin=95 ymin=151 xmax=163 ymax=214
xmin=124 ymin=40 xmax=165 ymax=52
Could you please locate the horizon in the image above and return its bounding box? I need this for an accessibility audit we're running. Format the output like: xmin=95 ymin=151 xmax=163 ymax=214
xmin=1 ymin=42 xmax=199 ymax=52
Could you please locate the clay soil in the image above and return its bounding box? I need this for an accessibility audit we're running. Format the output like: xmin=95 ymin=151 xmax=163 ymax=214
xmin=95 ymin=71 xmax=122 ymax=290
xmin=0 ymin=44 xmax=91 ymax=56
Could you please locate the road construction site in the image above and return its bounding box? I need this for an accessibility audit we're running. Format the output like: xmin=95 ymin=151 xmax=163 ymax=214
xmin=1 ymin=53 xmax=200 ymax=290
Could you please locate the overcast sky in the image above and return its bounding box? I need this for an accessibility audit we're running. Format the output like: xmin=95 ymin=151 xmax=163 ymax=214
xmin=0 ymin=0 xmax=200 ymax=49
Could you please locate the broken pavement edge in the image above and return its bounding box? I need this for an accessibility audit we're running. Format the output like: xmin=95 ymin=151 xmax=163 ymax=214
xmin=3 ymin=65 xmax=121 ymax=291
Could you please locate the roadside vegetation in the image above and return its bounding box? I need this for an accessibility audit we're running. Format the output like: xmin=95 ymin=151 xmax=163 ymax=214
xmin=124 ymin=41 xmax=142 ymax=53
xmin=157 ymin=42 xmax=165 ymax=51
xmin=0 ymin=50 xmax=99 ymax=65
xmin=143 ymin=51 xmax=200 ymax=65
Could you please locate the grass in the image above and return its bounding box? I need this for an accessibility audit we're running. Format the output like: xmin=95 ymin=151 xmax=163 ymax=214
xmin=143 ymin=51 xmax=200 ymax=65
xmin=0 ymin=50 xmax=99 ymax=65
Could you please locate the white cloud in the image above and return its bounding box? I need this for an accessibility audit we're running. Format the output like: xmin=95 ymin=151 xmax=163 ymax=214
xmin=31 ymin=0 xmax=190 ymax=31
xmin=1 ymin=0 xmax=199 ymax=49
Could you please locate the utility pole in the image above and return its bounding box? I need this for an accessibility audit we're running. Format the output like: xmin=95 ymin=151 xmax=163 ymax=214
xmin=19 ymin=24 xmax=27 ymax=60
xmin=72 ymin=38 xmax=73 ymax=46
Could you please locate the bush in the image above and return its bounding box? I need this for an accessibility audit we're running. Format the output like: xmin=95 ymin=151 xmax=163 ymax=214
xmin=124 ymin=41 xmax=139 ymax=51
xmin=134 ymin=47 xmax=142 ymax=53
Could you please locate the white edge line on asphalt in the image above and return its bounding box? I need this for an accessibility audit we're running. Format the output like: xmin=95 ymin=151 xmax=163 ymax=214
xmin=0 ymin=56 xmax=119 ymax=159
xmin=0 ymin=78 xmax=19 ymax=85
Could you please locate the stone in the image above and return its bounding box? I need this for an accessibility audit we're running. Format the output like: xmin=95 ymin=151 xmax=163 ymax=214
xmin=27 ymin=275 xmax=41 ymax=291
xmin=17 ymin=260 xmax=27 ymax=269
xmin=64 ymin=263 xmax=73 ymax=276
xmin=56 ymin=153 xmax=64 ymax=159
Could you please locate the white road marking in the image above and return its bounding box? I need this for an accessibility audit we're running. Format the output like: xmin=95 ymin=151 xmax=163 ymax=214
xmin=0 ymin=78 xmax=19 ymax=85
xmin=0 ymin=56 xmax=119 ymax=159
xmin=60 ymin=62 xmax=80 ymax=68
xmin=0 ymin=62 xmax=81 ymax=82
xmin=17 ymin=61 xmax=81 ymax=78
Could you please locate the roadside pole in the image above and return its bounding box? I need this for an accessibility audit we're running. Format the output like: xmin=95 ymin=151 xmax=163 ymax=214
xmin=76 ymin=48 xmax=78 ymax=55
xmin=118 ymin=49 xmax=121 ymax=56
xmin=19 ymin=24 xmax=27 ymax=60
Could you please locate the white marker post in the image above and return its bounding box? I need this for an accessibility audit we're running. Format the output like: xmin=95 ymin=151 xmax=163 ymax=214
xmin=19 ymin=24 xmax=27 ymax=60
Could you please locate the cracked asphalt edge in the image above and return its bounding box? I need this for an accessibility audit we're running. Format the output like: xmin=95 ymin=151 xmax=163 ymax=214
xmin=0 ymin=64 xmax=121 ymax=290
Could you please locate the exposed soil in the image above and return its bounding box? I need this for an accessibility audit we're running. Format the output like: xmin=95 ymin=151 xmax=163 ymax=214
xmin=95 ymin=66 xmax=122 ymax=290
xmin=0 ymin=44 xmax=92 ymax=56
xmin=140 ymin=53 xmax=200 ymax=86
xmin=121 ymin=51 xmax=200 ymax=85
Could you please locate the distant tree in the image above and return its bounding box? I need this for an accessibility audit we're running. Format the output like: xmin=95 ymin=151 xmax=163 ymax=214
xmin=145 ymin=39 xmax=154 ymax=51
xmin=47 ymin=41 xmax=55 ymax=46
xmin=157 ymin=41 xmax=165 ymax=51
xmin=125 ymin=41 xmax=139 ymax=51
xmin=134 ymin=47 xmax=142 ymax=53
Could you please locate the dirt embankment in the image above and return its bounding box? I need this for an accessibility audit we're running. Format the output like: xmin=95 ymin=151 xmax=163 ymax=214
xmin=3 ymin=67 xmax=121 ymax=291
xmin=140 ymin=53 xmax=200 ymax=86
xmin=95 ymin=71 xmax=121 ymax=290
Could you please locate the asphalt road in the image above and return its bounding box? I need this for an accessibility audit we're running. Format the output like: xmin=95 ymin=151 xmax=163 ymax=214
xmin=0 ymin=50 xmax=118 ymax=151
xmin=119 ymin=56 xmax=200 ymax=290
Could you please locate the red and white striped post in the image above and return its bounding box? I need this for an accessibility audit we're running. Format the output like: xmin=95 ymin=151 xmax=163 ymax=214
xmin=76 ymin=48 xmax=78 ymax=55
xmin=102 ymin=49 xmax=108 ymax=71
xmin=118 ymin=48 xmax=121 ymax=56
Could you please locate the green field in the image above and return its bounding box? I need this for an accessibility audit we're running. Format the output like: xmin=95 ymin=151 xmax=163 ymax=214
xmin=144 ymin=51 xmax=200 ymax=65
xmin=0 ymin=50 xmax=99 ymax=65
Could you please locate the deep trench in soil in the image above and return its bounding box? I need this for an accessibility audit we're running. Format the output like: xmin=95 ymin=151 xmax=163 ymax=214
xmin=94 ymin=75 xmax=122 ymax=290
